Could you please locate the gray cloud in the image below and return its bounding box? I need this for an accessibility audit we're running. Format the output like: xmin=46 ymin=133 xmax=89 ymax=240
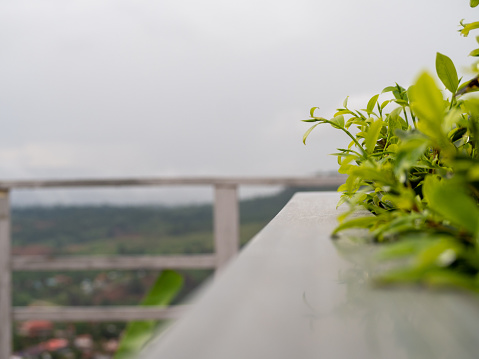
xmin=0 ymin=0 xmax=474 ymax=204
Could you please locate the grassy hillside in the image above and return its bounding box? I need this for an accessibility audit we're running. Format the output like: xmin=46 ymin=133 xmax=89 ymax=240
xmin=12 ymin=186 xmax=334 ymax=255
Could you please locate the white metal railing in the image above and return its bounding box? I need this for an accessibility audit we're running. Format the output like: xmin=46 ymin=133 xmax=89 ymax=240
xmin=0 ymin=175 xmax=345 ymax=359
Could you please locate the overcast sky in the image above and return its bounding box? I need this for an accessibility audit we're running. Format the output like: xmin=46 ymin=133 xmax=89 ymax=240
xmin=0 ymin=0 xmax=476 ymax=205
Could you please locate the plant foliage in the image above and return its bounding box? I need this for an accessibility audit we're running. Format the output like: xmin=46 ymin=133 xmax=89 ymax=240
xmin=303 ymin=2 xmax=479 ymax=292
xmin=114 ymin=270 xmax=183 ymax=359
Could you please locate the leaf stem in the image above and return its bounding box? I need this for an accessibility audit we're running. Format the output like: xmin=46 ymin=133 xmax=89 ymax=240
xmin=321 ymin=119 xmax=368 ymax=157
xmin=402 ymin=108 xmax=410 ymax=127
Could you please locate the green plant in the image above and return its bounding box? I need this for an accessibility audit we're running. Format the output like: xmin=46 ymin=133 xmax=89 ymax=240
xmin=114 ymin=270 xmax=183 ymax=359
xmin=303 ymin=1 xmax=479 ymax=292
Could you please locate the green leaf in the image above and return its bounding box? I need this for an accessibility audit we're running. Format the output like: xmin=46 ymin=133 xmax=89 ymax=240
xmin=389 ymin=106 xmax=403 ymax=118
xmin=394 ymin=138 xmax=428 ymax=178
xmin=464 ymin=98 xmax=479 ymax=117
xmin=335 ymin=109 xmax=356 ymax=117
xmin=364 ymin=119 xmax=383 ymax=153
xmin=387 ymin=143 xmax=398 ymax=152
xmin=409 ymin=72 xmax=446 ymax=138
xmin=333 ymin=216 xmax=378 ymax=234
xmin=422 ymin=176 xmax=479 ymax=236
xmin=460 ymin=21 xmax=479 ymax=37
xmin=115 ymin=270 xmax=183 ymax=359
xmin=376 ymin=268 xmax=425 ymax=284
xmin=338 ymin=155 xmax=355 ymax=174
xmin=449 ymin=126 xmax=467 ymax=142
xmin=457 ymin=77 xmax=479 ymax=96
xmin=415 ymin=238 xmax=462 ymax=269
xmin=377 ymin=266 xmax=477 ymax=291
xmin=351 ymin=166 xmax=395 ymax=186
xmin=380 ymin=100 xmax=391 ymax=111
xmin=376 ymin=237 xmax=433 ymax=260
xmin=330 ymin=115 xmax=345 ymax=129
xmin=436 ymin=53 xmax=459 ymax=93
xmin=443 ymin=107 xmax=463 ymax=131
xmin=424 ymin=270 xmax=478 ymax=291
xmin=303 ymin=123 xmax=320 ymax=144
xmin=310 ymin=107 xmax=319 ymax=117
xmin=366 ymin=94 xmax=380 ymax=114
xmin=382 ymin=86 xmax=397 ymax=94
xmin=471 ymin=0 xmax=479 ymax=8
xmin=394 ymin=99 xmax=409 ymax=107
xmin=343 ymin=96 xmax=349 ymax=108
xmin=469 ymin=48 xmax=479 ymax=57
xmin=373 ymin=212 xmax=424 ymax=237
xmin=394 ymin=84 xmax=408 ymax=101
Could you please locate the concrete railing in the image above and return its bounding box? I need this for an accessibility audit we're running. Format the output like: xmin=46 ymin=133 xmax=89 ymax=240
xmin=140 ymin=192 xmax=479 ymax=359
xmin=0 ymin=175 xmax=345 ymax=359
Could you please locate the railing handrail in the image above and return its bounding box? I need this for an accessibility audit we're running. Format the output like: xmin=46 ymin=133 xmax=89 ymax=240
xmin=0 ymin=175 xmax=345 ymax=189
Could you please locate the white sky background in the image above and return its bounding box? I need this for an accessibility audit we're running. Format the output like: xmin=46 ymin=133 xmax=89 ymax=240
xmin=0 ymin=0 xmax=476 ymax=205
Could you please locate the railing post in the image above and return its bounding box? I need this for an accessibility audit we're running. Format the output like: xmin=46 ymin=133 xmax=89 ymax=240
xmin=213 ymin=184 xmax=239 ymax=270
xmin=0 ymin=190 xmax=11 ymax=359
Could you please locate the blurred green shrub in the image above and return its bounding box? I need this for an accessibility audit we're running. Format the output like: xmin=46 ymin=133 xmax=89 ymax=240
xmin=304 ymin=1 xmax=479 ymax=292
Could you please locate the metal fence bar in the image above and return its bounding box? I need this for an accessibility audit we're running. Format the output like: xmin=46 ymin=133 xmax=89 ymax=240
xmin=0 ymin=190 xmax=11 ymax=359
xmin=13 ymin=254 xmax=216 ymax=271
xmin=214 ymin=184 xmax=240 ymax=269
xmin=13 ymin=305 xmax=188 ymax=322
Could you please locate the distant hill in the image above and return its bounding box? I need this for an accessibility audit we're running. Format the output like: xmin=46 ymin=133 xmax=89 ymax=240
xmin=12 ymin=185 xmax=338 ymax=254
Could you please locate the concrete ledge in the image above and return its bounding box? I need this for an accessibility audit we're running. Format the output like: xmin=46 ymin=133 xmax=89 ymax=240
xmin=141 ymin=192 xmax=479 ymax=359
